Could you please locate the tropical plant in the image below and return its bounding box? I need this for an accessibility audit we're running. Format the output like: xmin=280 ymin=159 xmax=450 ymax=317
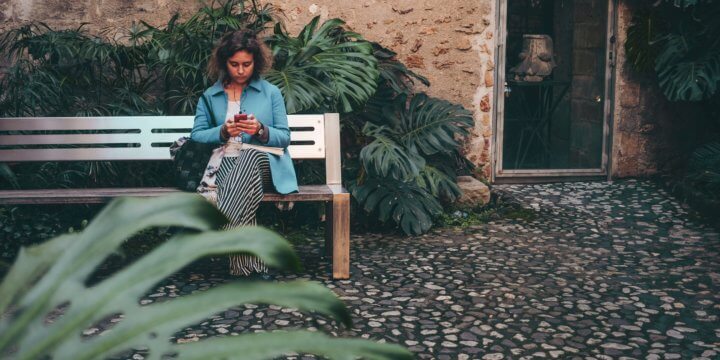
xmin=625 ymin=0 xmax=720 ymax=217
xmin=0 ymin=194 xmax=412 ymax=359
xmin=625 ymin=0 xmax=720 ymax=101
xmin=336 ymin=43 xmax=473 ymax=235
xmin=684 ymin=141 xmax=720 ymax=198
xmin=265 ymin=16 xmax=379 ymax=114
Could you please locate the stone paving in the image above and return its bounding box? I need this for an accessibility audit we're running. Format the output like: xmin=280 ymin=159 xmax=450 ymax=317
xmin=125 ymin=180 xmax=719 ymax=359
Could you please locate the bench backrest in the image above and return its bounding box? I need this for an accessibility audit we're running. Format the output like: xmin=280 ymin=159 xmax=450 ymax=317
xmin=0 ymin=114 xmax=342 ymax=185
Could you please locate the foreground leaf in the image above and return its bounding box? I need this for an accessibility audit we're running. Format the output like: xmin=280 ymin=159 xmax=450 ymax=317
xmin=56 ymin=282 xmax=351 ymax=360
xmin=176 ymin=330 xmax=414 ymax=360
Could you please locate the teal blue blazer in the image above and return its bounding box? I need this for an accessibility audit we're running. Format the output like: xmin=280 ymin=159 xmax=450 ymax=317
xmin=191 ymin=78 xmax=299 ymax=194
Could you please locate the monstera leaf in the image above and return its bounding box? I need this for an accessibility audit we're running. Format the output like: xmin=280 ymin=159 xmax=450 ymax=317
xmin=626 ymin=0 xmax=720 ymax=102
xmin=658 ymin=58 xmax=720 ymax=101
xmin=264 ymin=60 xmax=334 ymax=114
xmin=360 ymin=122 xmax=425 ymax=180
xmin=266 ymin=17 xmax=379 ymax=113
xmin=352 ymin=177 xmax=443 ymax=235
xmin=0 ymin=194 xmax=412 ymax=360
xmin=389 ymin=93 xmax=473 ymax=156
xmin=686 ymin=141 xmax=720 ymax=195
xmin=415 ymin=164 xmax=462 ymax=202
xmin=372 ymin=42 xmax=429 ymax=95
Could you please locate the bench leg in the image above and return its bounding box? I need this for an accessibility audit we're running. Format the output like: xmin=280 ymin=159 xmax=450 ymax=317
xmin=325 ymin=193 xmax=350 ymax=279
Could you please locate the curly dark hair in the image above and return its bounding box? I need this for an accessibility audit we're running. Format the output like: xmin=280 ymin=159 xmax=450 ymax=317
xmin=207 ymin=29 xmax=272 ymax=85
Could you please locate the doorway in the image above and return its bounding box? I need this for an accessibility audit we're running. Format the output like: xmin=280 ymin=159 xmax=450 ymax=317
xmin=494 ymin=0 xmax=616 ymax=181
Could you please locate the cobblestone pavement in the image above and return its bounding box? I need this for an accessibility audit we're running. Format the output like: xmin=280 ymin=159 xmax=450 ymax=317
xmin=131 ymin=180 xmax=719 ymax=359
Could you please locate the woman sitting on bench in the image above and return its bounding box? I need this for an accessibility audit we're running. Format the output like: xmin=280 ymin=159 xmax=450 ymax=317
xmin=190 ymin=29 xmax=298 ymax=278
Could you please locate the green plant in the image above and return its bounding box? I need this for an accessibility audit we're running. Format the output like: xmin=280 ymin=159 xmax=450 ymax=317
xmin=348 ymin=92 xmax=473 ymax=235
xmin=684 ymin=141 xmax=720 ymax=197
xmin=265 ymin=16 xmax=379 ymax=114
xmin=625 ymin=0 xmax=720 ymax=101
xmin=0 ymin=194 xmax=411 ymax=359
xmin=625 ymin=0 xmax=720 ymax=215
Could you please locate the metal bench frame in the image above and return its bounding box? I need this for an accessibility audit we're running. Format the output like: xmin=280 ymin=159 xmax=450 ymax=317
xmin=0 ymin=114 xmax=350 ymax=279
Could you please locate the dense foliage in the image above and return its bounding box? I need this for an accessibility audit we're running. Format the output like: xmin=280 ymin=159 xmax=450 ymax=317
xmin=625 ymin=0 xmax=720 ymax=209
xmin=0 ymin=0 xmax=474 ymax=235
xmin=625 ymin=0 xmax=720 ymax=102
xmin=0 ymin=194 xmax=412 ymax=359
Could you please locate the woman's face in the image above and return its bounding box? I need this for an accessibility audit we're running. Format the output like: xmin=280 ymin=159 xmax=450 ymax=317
xmin=226 ymin=50 xmax=255 ymax=86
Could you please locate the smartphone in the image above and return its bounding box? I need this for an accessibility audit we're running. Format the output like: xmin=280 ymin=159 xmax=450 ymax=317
xmin=234 ymin=113 xmax=248 ymax=123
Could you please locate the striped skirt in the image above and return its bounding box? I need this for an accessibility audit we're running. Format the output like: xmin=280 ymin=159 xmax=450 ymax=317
xmin=215 ymin=148 xmax=274 ymax=276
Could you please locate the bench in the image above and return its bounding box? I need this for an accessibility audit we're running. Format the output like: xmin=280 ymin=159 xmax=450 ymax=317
xmin=0 ymin=114 xmax=350 ymax=279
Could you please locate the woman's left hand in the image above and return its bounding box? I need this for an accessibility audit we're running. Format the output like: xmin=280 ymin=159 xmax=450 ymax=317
xmin=236 ymin=114 xmax=262 ymax=136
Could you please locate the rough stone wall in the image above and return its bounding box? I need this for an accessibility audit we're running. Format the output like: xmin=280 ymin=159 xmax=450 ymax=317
xmin=611 ymin=1 xmax=681 ymax=178
xmin=0 ymin=0 xmax=203 ymax=36
xmin=269 ymin=0 xmax=496 ymax=179
xmin=1 ymin=0 xmax=496 ymax=179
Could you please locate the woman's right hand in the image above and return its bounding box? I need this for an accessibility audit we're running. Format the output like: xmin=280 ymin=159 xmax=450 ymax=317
xmin=224 ymin=118 xmax=243 ymax=138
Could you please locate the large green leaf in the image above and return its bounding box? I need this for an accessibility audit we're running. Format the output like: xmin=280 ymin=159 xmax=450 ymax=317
xmin=176 ymin=330 xmax=413 ymax=360
xmin=0 ymin=233 xmax=78 ymax=316
xmin=264 ymin=65 xmax=333 ymax=113
xmin=13 ymin=227 xmax=304 ymax=358
xmin=0 ymin=194 xmax=227 ymax=352
xmin=54 ymin=282 xmax=351 ymax=360
xmin=415 ymin=164 xmax=462 ymax=202
xmin=372 ymin=42 xmax=429 ymax=95
xmin=352 ymin=177 xmax=442 ymax=235
xmin=360 ymin=122 xmax=424 ymax=180
xmin=655 ymin=35 xmax=719 ymax=101
xmin=626 ymin=0 xmax=720 ymax=102
xmin=389 ymin=93 xmax=473 ymax=156
xmin=267 ymin=17 xmax=379 ymax=113
xmin=685 ymin=141 xmax=720 ymax=195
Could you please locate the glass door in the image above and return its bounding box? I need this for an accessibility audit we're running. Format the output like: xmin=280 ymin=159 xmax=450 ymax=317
xmin=494 ymin=0 xmax=615 ymax=179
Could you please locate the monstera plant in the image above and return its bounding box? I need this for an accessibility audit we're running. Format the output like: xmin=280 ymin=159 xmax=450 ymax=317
xmin=625 ymin=0 xmax=720 ymax=101
xmin=0 ymin=194 xmax=411 ymax=359
xmin=625 ymin=0 xmax=720 ymax=217
xmin=265 ymin=16 xmax=379 ymax=114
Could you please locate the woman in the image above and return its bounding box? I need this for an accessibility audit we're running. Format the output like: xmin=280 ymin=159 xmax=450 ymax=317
xmin=191 ymin=29 xmax=298 ymax=277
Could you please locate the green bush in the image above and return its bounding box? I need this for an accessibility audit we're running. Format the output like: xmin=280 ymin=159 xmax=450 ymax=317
xmin=0 ymin=194 xmax=411 ymax=359
xmin=625 ymin=0 xmax=720 ymax=213
xmin=0 ymin=0 xmax=474 ymax=235
xmin=625 ymin=0 xmax=720 ymax=102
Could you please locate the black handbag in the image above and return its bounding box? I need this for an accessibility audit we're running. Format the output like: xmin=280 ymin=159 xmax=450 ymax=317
xmin=169 ymin=95 xmax=219 ymax=192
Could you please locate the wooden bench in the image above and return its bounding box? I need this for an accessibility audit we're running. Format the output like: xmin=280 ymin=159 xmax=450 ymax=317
xmin=0 ymin=114 xmax=350 ymax=279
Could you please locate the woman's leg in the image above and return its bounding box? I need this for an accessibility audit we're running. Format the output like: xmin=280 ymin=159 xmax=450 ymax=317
xmin=216 ymin=149 xmax=273 ymax=276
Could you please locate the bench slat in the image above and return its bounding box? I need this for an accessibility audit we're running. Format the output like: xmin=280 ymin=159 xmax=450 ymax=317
xmin=0 ymin=116 xmax=327 ymax=161
xmin=0 ymin=116 xmax=189 ymax=130
xmin=0 ymin=148 xmax=174 ymax=161
xmin=0 ymin=185 xmax=336 ymax=205
xmin=0 ymin=133 xmax=187 ymax=145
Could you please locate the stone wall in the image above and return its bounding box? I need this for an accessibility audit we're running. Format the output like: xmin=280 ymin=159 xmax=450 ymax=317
xmin=611 ymin=0 xmax=682 ymax=178
xmin=0 ymin=0 xmax=203 ymax=35
xmin=268 ymin=0 xmax=496 ymax=179
xmin=1 ymin=0 xmax=496 ymax=179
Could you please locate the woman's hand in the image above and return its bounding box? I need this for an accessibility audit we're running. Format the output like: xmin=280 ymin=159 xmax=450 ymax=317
xmin=235 ymin=114 xmax=262 ymax=136
xmin=224 ymin=117 xmax=243 ymax=138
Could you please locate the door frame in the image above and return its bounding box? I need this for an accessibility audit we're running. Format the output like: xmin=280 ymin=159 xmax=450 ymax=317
xmin=491 ymin=0 xmax=618 ymax=183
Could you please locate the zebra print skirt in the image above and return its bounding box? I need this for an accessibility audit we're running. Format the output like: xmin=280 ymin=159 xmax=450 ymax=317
xmin=215 ymin=148 xmax=274 ymax=276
